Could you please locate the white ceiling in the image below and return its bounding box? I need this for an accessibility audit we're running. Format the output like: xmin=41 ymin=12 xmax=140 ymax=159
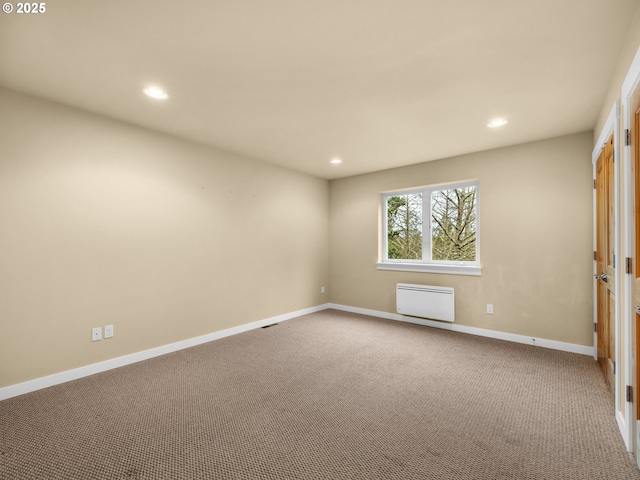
xmin=1 ymin=0 xmax=638 ymax=179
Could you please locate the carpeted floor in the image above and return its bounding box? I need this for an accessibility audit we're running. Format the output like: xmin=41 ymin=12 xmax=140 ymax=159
xmin=1 ymin=309 xmax=639 ymax=479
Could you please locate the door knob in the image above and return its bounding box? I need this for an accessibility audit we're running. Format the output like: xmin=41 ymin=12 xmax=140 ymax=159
xmin=594 ymin=273 xmax=608 ymax=282
xmin=634 ymin=306 xmax=640 ymax=314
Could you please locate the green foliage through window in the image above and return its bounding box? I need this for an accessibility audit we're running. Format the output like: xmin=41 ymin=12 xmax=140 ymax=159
xmin=387 ymin=194 xmax=422 ymax=259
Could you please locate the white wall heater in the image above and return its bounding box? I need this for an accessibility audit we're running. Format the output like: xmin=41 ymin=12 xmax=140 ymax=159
xmin=396 ymin=283 xmax=455 ymax=322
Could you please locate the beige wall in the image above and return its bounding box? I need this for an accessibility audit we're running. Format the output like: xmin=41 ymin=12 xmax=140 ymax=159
xmin=594 ymin=2 xmax=640 ymax=138
xmin=329 ymin=133 xmax=594 ymax=346
xmin=0 ymin=88 xmax=330 ymax=388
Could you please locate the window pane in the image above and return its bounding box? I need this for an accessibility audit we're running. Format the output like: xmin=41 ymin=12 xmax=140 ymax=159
xmin=431 ymin=186 xmax=476 ymax=261
xmin=387 ymin=194 xmax=422 ymax=259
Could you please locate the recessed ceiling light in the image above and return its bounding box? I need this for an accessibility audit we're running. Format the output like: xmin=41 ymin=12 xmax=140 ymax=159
xmin=330 ymin=157 xmax=343 ymax=164
xmin=143 ymin=86 xmax=169 ymax=100
xmin=487 ymin=118 xmax=508 ymax=128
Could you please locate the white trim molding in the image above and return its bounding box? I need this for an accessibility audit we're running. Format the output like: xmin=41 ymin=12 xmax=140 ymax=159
xmin=621 ymin=44 xmax=640 ymax=454
xmin=0 ymin=304 xmax=330 ymax=401
xmin=329 ymin=303 xmax=594 ymax=356
xmin=0 ymin=301 xmax=597 ymax=402
xmin=376 ymin=262 xmax=482 ymax=276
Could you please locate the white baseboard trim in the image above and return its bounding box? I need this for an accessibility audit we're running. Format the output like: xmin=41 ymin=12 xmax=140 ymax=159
xmin=329 ymin=303 xmax=595 ymax=357
xmin=616 ymin=411 xmax=630 ymax=451
xmin=0 ymin=304 xmax=330 ymax=401
xmin=1 ymin=302 xmax=594 ymax=401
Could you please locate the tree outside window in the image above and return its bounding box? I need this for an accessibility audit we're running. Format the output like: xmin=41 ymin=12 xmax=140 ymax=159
xmin=431 ymin=186 xmax=476 ymax=262
xmin=387 ymin=193 xmax=422 ymax=260
xmin=384 ymin=182 xmax=478 ymax=265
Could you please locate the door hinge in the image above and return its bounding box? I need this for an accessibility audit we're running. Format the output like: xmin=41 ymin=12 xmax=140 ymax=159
xmin=594 ymin=251 xmax=597 ymax=261
xmin=594 ymin=322 xmax=597 ymax=333
xmin=613 ymin=361 xmax=616 ymax=375
xmin=625 ymin=129 xmax=631 ymax=146
xmin=593 ymin=179 xmax=596 ymax=189
xmin=612 ymin=254 xmax=616 ymax=268
xmin=626 ymin=257 xmax=632 ymax=274
xmin=627 ymin=385 xmax=633 ymax=403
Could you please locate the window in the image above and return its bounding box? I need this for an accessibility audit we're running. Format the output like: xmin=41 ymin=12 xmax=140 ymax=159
xmin=378 ymin=181 xmax=481 ymax=275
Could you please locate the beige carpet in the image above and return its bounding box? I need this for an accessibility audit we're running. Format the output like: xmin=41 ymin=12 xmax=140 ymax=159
xmin=1 ymin=309 xmax=639 ymax=479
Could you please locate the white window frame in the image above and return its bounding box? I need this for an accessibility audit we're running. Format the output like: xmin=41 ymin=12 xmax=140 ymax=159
xmin=377 ymin=180 xmax=482 ymax=276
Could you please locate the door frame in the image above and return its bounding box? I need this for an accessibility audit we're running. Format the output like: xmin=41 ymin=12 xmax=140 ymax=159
xmin=593 ymin=101 xmax=622 ymax=439
xmin=623 ymin=46 xmax=640 ymax=456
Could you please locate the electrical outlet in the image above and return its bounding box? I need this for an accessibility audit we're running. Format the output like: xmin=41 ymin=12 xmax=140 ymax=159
xmin=321 ymin=286 xmax=325 ymax=294
xmin=91 ymin=327 xmax=102 ymax=342
xmin=486 ymin=304 xmax=494 ymax=314
xmin=104 ymin=325 xmax=114 ymax=338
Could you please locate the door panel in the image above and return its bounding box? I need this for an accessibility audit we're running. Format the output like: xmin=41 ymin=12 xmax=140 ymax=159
xmin=596 ymin=133 xmax=615 ymax=396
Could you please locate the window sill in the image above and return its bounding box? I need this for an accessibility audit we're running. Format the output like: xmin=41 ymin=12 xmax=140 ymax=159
xmin=376 ymin=262 xmax=482 ymax=276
